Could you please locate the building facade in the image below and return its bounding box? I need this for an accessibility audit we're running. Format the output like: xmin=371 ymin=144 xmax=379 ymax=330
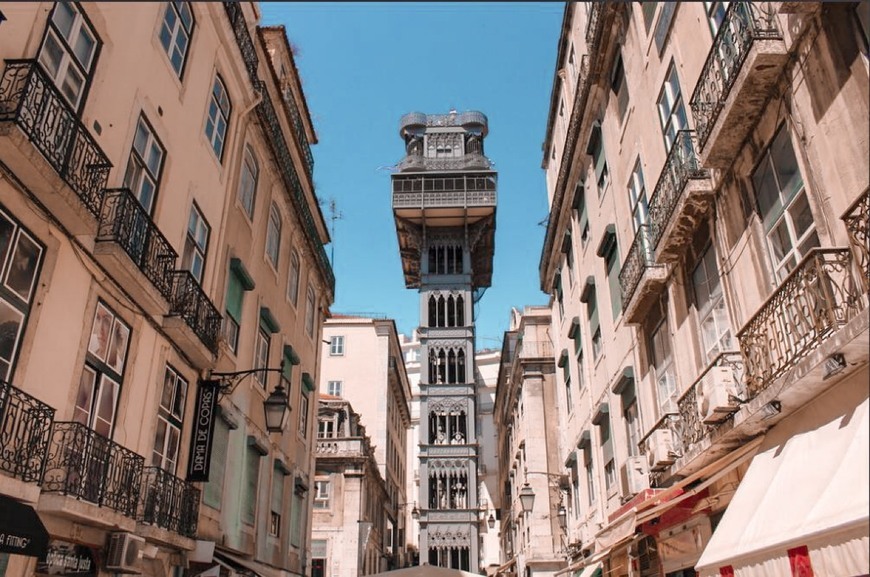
xmin=535 ymin=2 xmax=868 ymax=577
xmin=317 ymin=315 xmax=413 ymax=573
xmin=493 ymin=307 xmax=563 ymax=577
xmin=0 ymin=3 xmax=333 ymax=577
xmin=311 ymin=396 xmax=390 ymax=577
xmin=391 ymin=110 xmax=497 ymax=571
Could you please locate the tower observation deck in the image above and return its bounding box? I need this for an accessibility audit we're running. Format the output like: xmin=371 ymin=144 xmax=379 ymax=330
xmin=391 ymin=110 xmax=497 ymax=571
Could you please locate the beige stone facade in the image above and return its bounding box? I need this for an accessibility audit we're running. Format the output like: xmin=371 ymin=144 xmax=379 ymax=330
xmin=315 ymin=316 xmax=413 ymax=575
xmin=0 ymin=3 xmax=333 ymax=577
xmin=531 ymin=2 xmax=869 ymax=577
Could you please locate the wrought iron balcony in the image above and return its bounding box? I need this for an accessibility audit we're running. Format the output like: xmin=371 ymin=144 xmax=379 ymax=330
xmin=254 ymin=80 xmax=335 ymax=293
xmin=392 ymin=174 xmax=497 ymax=209
xmin=842 ymin=187 xmax=869 ymax=293
xmin=0 ymin=379 xmax=55 ymax=483
xmin=619 ymin=224 xmax=668 ymax=323
xmin=42 ymin=421 xmax=144 ymax=518
xmin=647 ymin=131 xmax=712 ymax=262
xmin=689 ymin=2 xmax=785 ymax=167
xmin=222 ymin=2 xmax=259 ymax=87
xmin=281 ymin=85 xmax=314 ymax=181
xmin=585 ymin=2 xmax=604 ymax=53
xmin=397 ymin=153 xmax=491 ymax=173
xmin=95 ymin=188 xmax=178 ymax=310
xmin=737 ymin=248 xmax=865 ymax=398
xmin=139 ymin=466 xmax=200 ymax=538
xmin=0 ymin=59 xmax=111 ymax=218
xmin=166 ymin=270 xmax=222 ymax=357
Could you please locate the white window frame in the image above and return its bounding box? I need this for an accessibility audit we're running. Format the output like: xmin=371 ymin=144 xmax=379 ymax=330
xmin=329 ymin=335 xmax=344 ymax=356
xmin=657 ymin=64 xmax=689 ymax=152
xmin=692 ymin=243 xmax=733 ymax=363
xmin=123 ymin=115 xmax=164 ymax=213
xmin=287 ymin=251 xmax=301 ymax=305
xmin=314 ymin=479 xmax=330 ymax=509
xmin=254 ymin=327 xmax=270 ymax=389
xmin=158 ymin=1 xmax=194 ymax=77
xmin=628 ymin=159 xmax=648 ymax=233
xmin=205 ymin=75 xmax=231 ymax=161
xmin=152 ymin=365 xmax=188 ymax=473
xmin=182 ymin=204 xmax=209 ymax=283
xmin=305 ymin=286 xmax=316 ymax=337
xmin=238 ymin=146 xmax=258 ymax=219
xmin=266 ymin=203 xmax=281 ymax=268
xmin=37 ymin=2 xmax=99 ymax=110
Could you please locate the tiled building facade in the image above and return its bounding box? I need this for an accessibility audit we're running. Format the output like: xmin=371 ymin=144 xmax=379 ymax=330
xmin=524 ymin=2 xmax=868 ymax=577
xmin=0 ymin=3 xmax=333 ymax=577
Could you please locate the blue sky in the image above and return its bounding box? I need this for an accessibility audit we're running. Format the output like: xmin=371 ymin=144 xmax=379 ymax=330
xmin=260 ymin=2 xmax=563 ymax=350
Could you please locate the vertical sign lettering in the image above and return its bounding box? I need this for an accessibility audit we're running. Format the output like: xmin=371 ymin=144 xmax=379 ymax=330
xmin=186 ymin=379 xmax=220 ymax=482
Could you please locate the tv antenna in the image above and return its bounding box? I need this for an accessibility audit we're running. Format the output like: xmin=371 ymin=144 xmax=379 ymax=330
xmin=327 ymin=198 xmax=343 ymax=265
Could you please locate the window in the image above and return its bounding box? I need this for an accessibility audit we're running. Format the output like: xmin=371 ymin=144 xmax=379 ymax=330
xmin=291 ymin=488 xmax=304 ymax=547
xmin=224 ymin=261 xmax=253 ymax=355
xmin=568 ymin=44 xmax=577 ymax=80
xmin=597 ymin=413 xmax=615 ymax=492
xmin=602 ymin=238 xmax=622 ymax=320
xmin=0 ymin=207 xmax=44 ymax=381
xmin=254 ymin=327 xmax=270 ymax=388
xmin=305 ymin=286 xmax=316 ymax=337
xmin=647 ymin=297 xmax=677 ymax=415
xmin=554 ymin=272 xmax=564 ymax=318
xmin=242 ymin=446 xmax=260 ymax=525
xmin=604 ymin=459 xmax=616 ymax=492
xmin=203 ymin=413 xmax=230 ymax=508
xmin=560 ymin=352 xmax=572 ymax=410
xmin=641 ymin=2 xmax=658 ymax=33
xmin=123 ymin=116 xmax=164 ymax=213
xmin=205 ymin=75 xmax=231 ymax=160
xmin=327 ymin=380 xmax=342 ymax=396
xmin=573 ymin=182 xmax=590 ymax=246
xmin=238 ymin=146 xmax=258 ymax=219
xmin=75 ymin=302 xmax=130 ymax=438
xmin=704 ymin=1 xmax=729 ymax=37
xmin=151 ymin=366 xmax=187 ymax=473
xmin=428 ymin=243 xmax=463 ymax=275
xmin=588 ymin=125 xmax=609 ymax=196
xmin=314 ymin=479 xmax=330 ymax=509
xmin=317 ymin=418 xmax=336 ymax=439
xmin=692 ymin=243 xmax=733 ymax=362
xmin=752 ymin=125 xmax=817 ymax=281
xmin=329 ymin=336 xmax=344 ymax=356
xmin=657 ymin=64 xmax=688 ymax=152
xmin=182 ymin=204 xmax=209 ymax=283
xmin=584 ymin=281 xmax=602 ymax=361
xmin=288 ymin=251 xmax=301 ymax=305
xmin=158 ymin=2 xmax=194 ymax=76
xmin=563 ymin=232 xmax=575 ymax=287
xmin=611 ymin=53 xmax=629 ymax=121
xmin=266 ymin=203 xmax=281 ymax=268
xmin=583 ymin=448 xmax=595 ymax=505
xmin=575 ymin=349 xmax=586 ymax=393
xmin=270 ymin=469 xmax=285 ymax=537
xmin=624 ymin=397 xmax=641 ymax=457
xmin=857 ymin=2 xmax=870 ymax=56
xmin=38 ymin=2 xmax=99 ymax=109
xmin=628 ymin=160 xmax=648 ymax=232
xmin=299 ymin=392 xmax=310 ymax=437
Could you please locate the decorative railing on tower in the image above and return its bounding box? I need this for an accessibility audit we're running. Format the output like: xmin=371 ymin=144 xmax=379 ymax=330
xmin=0 ymin=59 xmax=111 ymax=217
xmin=138 ymin=466 xmax=200 ymax=537
xmin=842 ymin=187 xmax=870 ymax=293
xmin=689 ymin=2 xmax=781 ymax=149
xmin=42 ymin=421 xmax=144 ymax=518
xmin=0 ymin=379 xmax=55 ymax=483
xmin=97 ymin=188 xmax=178 ymax=301
xmin=737 ymin=248 xmax=864 ymax=398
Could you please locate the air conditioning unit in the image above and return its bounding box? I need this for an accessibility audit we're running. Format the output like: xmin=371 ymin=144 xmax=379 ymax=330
xmin=647 ymin=428 xmax=676 ymax=471
xmin=697 ymin=366 xmax=741 ymax=424
xmin=105 ymin=532 xmax=145 ymax=574
xmin=620 ymin=455 xmax=650 ymax=496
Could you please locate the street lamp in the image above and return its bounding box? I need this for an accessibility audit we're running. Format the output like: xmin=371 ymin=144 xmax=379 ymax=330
xmin=487 ymin=513 xmax=496 ymax=529
xmin=210 ymin=361 xmax=290 ymax=433
xmin=518 ymin=482 xmax=536 ymax=513
xmin=411 ymin=504 xmax=420 ymax=520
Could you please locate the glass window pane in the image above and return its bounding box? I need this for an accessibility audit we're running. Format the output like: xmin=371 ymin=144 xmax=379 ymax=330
xmin=73 ymin=27 xmax=95 ymax=70
xmin=39 ymin=33 xmax=64 ymax=77
xmin=5 ymin=233 xmax=42 ymax=302
xmin=52 ymin=3 xmax=76 ymax=39
xmin=74 ymin=366 xmax=97 ymax=425
xmin=107 ymin=318 xmax=130 ymax=374
xmin=771 ymin=128 xmax=802 ymax=202
xmin=789 ymin=192 xmax=814 ymax=240
xmin=0 ymin=299 xmax=24 ymax=380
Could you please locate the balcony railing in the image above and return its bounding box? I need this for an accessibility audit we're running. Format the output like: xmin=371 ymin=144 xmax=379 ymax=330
xmin=647 ymin=131 xmax=709 ymax=251
xmin=97 ymin=188 xmax=178 ymax=301
xmin=0 ymin=60 xmax=111 ymax=216
xmin=737 ymin=248 xmax=864 ymax=397
xmin=585 ymin=2 xmax=603 ymax=51
xmin=397 ymin=153 xmax=492 ymax=172
xmin=619 ymin=224 xmax=658 ymax=307
xmin=255 ymin=80 xmax=335 ymax=293
xmin=316 ymin=438 xmax=365 ymax=455
xmin=42 ymin=421 xmax=144 ymax=518
xmin=689 ymin=2 xmax=781 ymax=149
xmin=139 ymin=466 xmax=200 ymax=537
xmin=516 ymin=339 xmax=554 ymax=360
xmin=222 ymin=2 xmax=259 ymax=87
xmin=842 ymin=187 xmax=870 ymax=293
xmin=0 ymin=380 xmax=55 ymax=483
xmin=674 ymin=352 xmax=745 ymax=455
xmin=167 ymin=271 xmax=222 ymax=354
xmin=282 ymin=86 xmax=315 ymax=181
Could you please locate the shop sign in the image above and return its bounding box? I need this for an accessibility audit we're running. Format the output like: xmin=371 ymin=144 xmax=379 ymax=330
xmin=36 ymin=541 xmax=96 ymax=577
xmin=187 ymin=379 xmax=221 ymax=482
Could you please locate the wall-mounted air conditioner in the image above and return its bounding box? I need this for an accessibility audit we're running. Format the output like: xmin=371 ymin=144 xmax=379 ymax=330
xmin=648 ymin=428 xmax=676 ymax=471
xmin=620 ymin=455 xmax=650 ymax=496
xmin=105 ymin=532 xmax=145 ymax=574
xmin=697 ymin=366 xmax=741 ymax=424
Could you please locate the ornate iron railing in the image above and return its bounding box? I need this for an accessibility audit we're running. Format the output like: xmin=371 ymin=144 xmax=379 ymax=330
xmin=0 ymin=60 xmax=111 ymax=217
xmin=392 ymin=190 xmax=497 ymax=209
xmin=167 ymin=270 xmax=222 ymax=354
xmin=254 ymin=80 xmax=335 ymax=293
xmin=42 ymin=421 xmax=144 ymax=517
xmin=281 ymin=85 xmax=315 ymax=181
xmin=97 ymin=188 xmax=178 ymax=301
xmin=585 ymin=2 xmax=603 ymax=50
xmin=647 ymin=131 xmax=709 ymax=249
xmin=397 ymin=153 xmax=492 ymax=172
xmin=0 ymin=380 xmax=55 ymax=483
xmin=674 ymin=352 xmax=745 ymax=454
xmin=139 ymin=466 xmax=200 ymax=537
xmin=737 ymin=248 xmax=864 ymax=397
xmin=222 ymin=2 xmax=259 ymax=87
xmin=689 ymin=2 xmax=781 ymax=149
xmin=619 ymin=224 xmax=657 ymax=307
xmin=842 ymin=187 xmax=870 ymax=293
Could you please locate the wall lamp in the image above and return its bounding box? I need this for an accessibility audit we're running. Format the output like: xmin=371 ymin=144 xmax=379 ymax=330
xmin=488 ymin=513 xmax=496 ymax=529
xmin=207 ymin=361 xmax=289 ymax=433
xmin=519 ymin=470 xmax=568 ymax=530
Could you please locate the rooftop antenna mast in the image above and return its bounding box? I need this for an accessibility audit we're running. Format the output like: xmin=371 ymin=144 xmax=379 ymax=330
xmin=327 ymin=198 xmax=343 ymax=265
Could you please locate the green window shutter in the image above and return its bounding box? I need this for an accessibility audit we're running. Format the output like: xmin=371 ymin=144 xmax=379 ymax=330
xmin=203 ymin=416 xmax=230 ymax=509
xmin=226 ymin=273 xmax=244 ymax=321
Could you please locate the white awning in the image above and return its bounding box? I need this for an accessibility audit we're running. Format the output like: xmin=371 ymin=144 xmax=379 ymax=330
xmin=574 ymin=561 xmax=601 ymax=577
xmin=696 ymin=375 xmax=870 ymax=577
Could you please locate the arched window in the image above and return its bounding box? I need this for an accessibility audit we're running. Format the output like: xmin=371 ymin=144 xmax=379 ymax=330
xmin=287 ymin=251 xmax=300 ymax=305
xmin=238 ymin=146 xmax=258 ymax=218
xmin=266 ymin=203 xmax=281 ymax=267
